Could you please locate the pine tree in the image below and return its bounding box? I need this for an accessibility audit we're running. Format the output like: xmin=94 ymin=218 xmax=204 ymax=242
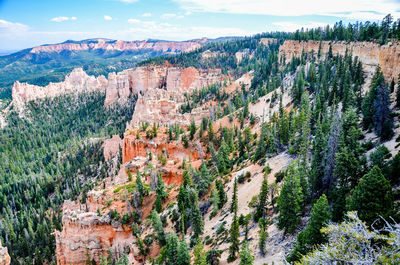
xmin=166 ymin=232 xmax=179 ymax=264
xmin=321 ymin=111 xmax=341 ymax=194
xmin=230 ymin=178 xmax=238 ymax=213
xmin=216 ymin=179 xmax=227 ymax=209
xmin=287 ymin=194 xmax=331 ymax=262
xmin=151 ymin=210 xmax=165 ymax=245
xmin=362 ymin=66 xmax=394 ymax=140
xmin=331 ymin=108 xmax=366 ymax=221
xmin=177 ymin=239 xmax=191 ymax=265
xmin=193 ymin=241 xmax=207 ymax=265
xmin=228 ymin=203 xmax=240 ymax=262
xmin=156 ymin=171 xmax=168 ymax=201
xmin=277 ymin=162 xmax=303 ymax=233
xmin=258 ymin=217 xmax=268 ymax=256
xmin=189 ymin=120 xmax=197 ymax=140
xmin=254 ymin=124 xmax=267 ymax=162
xmin=218 ymin=139 xmax=231 ymax=174
xmin=239 ymin=242 xmax=254 ymax=265
xmin=188 ymin=188 xmax=204 ymax=238
xmin=136 ymin=171 xmax=148 ymax=206
xmin=254 ymin=177 xmax=268 ymax=221
xmin=347 ymin=166 xmax=393 ymax=225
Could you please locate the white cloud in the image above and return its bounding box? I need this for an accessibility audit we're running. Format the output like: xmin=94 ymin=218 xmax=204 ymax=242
xmin=127 ymin=18 xmax=141 ymax=24
xmin=173 ymin=0 xmax=400 ymax=21
xmin=113 ymin=19 xmax=255 ymax=41
xmin=0 ymin=19 xmax=29 ymax=35
xmin=104 ymin=15 xmax=113 ymax=21
xmin=51 ymin=16 xmax=77 ymax=22
xmin=115 ymin=0 xmax=139 ymax=3
xmin=142 ymin=13 xmax=152 ymax=17
xmin=272 ymin=21 xmax=331 ymax=32
xmin=161 ymin=13 xmax=177 ymax=19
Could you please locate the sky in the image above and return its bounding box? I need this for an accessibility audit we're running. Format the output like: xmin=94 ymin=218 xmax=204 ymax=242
xmin=0 ymin=0 xmax=399 ymax=51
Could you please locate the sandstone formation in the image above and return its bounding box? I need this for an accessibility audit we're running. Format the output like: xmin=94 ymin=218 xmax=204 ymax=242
xmin=103 ymin=135 xmax=122 ymax=161
xmin=30 ymin=39 xmax=204 ymax=54
xmin=55 ymin=198 xmax=135 ymax=265
xmin=279 ymin=40 xmax=400 ymax=82
xmin=129 ymin=67 xmax=222 ymax=126
xmin=0 ymin=242 xmax=10 ymax=265
xmin=12 ymin=68 xmax=107 ymax=109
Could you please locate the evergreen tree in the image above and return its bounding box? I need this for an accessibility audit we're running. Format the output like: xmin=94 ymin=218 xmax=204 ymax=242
xmin=228 ymin=203 xmax=240 ymax=262
xmin=362 ymin=66 xmax=394 ymax=140
xmin=151 ymin=210 xmax=166 ymax=245
xmin=347 ymin=166 xmax=394 ymax=226
xmin=239 ymin=242 xmax=254 ymax=265
xmin=254 ymin=124 xmax=267 ymax=162
xmin=216 ymin=179 xmax=227 ymax=209
xmin=177 ymin=239 xmax=191 ymax=265
xmin=277 ymin=162 xmax=303 ymax=233
xmin=258 ymin=217 xmax=268 ymax=256
xmin=166 ymin=232 xmax=179 ymax=264
xmin=193 ymin=241 xmax=207 ymax=265
xmin=331 ymin=108 xmax=366 ymax=221
xmin=230 ymin=178 xmax=238 ymax=213
xmin=254 ymin=176 xmax=268 ymax=221
xmin=188 ymin=188 xmax=204 ymax=238
xmin=287 ymin=194 xmax=331 ymax=262
xmin=136 ymin=171 xmax=147 ymax=206
xmin=189 ymin=120 xmax=197 ymax=140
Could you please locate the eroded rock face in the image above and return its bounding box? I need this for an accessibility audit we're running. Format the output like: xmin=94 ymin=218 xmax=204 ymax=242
xmin=55 ymin=199 xmax=135 ymax=265
xmin=12 ymin=68 xmax=107 ymax=109
xmin=279 ymin=40 xmax=400 ymax=82
xmin=30 ymin=39 xmax=202 ymax=54
xmin=103 ymin=135 xmax=122 ymax=161
xmin=0 ymin=242 xmax=10 ymax=265
xmin=129 ymin=67 xmax=222 ymax=126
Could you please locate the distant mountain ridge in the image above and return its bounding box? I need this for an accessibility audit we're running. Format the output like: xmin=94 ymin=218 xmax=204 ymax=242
xmin=0 ymin=37 xmax=220 ymax=99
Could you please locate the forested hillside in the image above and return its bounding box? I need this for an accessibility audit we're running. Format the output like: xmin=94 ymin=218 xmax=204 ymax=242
xmin=0 ymin=93 xmax=136 ymax=264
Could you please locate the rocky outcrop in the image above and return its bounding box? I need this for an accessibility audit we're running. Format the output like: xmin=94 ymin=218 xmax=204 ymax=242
xmin=30 ymin=39 xmax=203 ymax=54
xmin=129 ymin=67 xmax=222 ymax=126
xmin=55 ymin=199 xmax=135 ymax=265
xmin=103 ymin=135 xmax=122 ymax=161
xmin=0 ymin=242 xmax=10 ymax=265
xmin=279 ymin=40 xmax=400 ymax=82
xmin=12 ymin=68 xmax=107 ymax=109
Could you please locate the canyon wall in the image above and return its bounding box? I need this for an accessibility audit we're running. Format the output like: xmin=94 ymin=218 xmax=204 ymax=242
xmin=30 ymin=39 xmax=203 ymax=54
xmin=279 ymin=40 xmax=400 ymax=82
xmin=0 ymin=242 xmax=10 ymax=265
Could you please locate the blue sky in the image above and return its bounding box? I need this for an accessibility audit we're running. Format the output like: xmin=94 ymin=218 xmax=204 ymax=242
xmin=0 ymin=0 xmax=399 ymax=51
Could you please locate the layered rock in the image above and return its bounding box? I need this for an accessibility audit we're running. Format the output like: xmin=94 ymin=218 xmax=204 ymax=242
xmin=30 ymin=39 xmax=203 ymax=54
xmin=55 ymin=199 xmax=135 ymax=265
xmin=279 ymin=40 xmax=400 ymax=82
xmin=0 ymin=242 xmax=10 ymax=265
xmin=129 ymin=67 xmax=222 ymax=126
xmin=12 ymin=68 xmax=107 ymax=109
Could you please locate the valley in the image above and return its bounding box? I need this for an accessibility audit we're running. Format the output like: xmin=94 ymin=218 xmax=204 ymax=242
xmin=0 ymin=15 xmax=400 ymax=265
